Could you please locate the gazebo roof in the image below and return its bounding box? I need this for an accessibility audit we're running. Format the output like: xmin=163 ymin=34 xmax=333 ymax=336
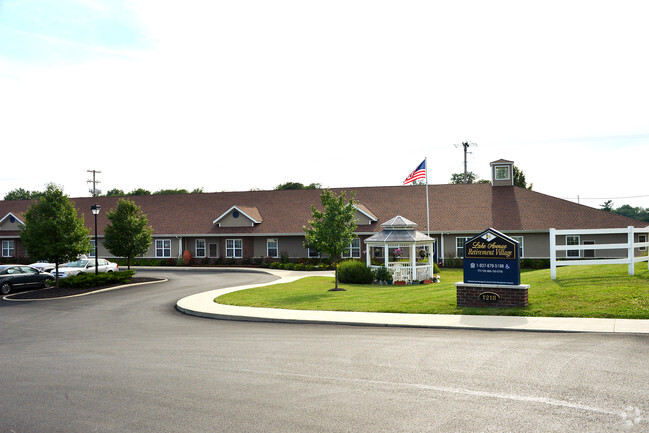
xmin=365 ymin=215 xmax=434 ymax=244
xmin=381 ymin=215 xmax=418 ymax=230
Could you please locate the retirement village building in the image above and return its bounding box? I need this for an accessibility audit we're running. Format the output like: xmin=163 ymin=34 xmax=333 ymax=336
xmin=0 ymin=160 xmax=647 ymax=265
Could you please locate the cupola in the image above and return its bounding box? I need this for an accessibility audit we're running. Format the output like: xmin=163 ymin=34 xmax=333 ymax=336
xmin=490 ymin=159 xmax=514 ymax=187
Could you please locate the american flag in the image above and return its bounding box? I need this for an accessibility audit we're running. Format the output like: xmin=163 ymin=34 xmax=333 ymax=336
xmin=403 ymin=160 xmax=426 ymax=185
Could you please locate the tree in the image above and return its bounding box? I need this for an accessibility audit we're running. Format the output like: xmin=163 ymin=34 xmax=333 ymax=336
xmin=20 ymin=184 xmax=91 ymax=287
xmin=4 ymin=188 xmax=44 ymax=200
xmin=601 ymin=200 xmax=614 ymax=212
xmin=612 ymin=204 xmax=649 ymax=222
xmin=129 ymin=188 xmax=151 ymax=196
xmin=513 ymin=166 xmax=533 ymax=190
xmin=303 ymin=190 xmax=357 ymax=291
xmin=103 ymin=199 xmax=153 ymax=269
xmin=275 ymin=182 xmax=321 ymax=190
xmin=106 ymin=188 xmax=125 ymax=197
xmin=450 ymin=172 xmax=478 ymax=184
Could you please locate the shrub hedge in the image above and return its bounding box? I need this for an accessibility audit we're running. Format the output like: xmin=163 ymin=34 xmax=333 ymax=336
xmin=337 ymin=260 xmax=374 ymax=284
xmin=59 ymin=270 xmax=136 ymax=289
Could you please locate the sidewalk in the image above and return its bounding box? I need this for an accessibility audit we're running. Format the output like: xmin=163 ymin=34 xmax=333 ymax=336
xmin=176 ymin=269 xmax=649 ymax=334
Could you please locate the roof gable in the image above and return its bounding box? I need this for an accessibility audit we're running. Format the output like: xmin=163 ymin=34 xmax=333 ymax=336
xmin=213 ymin=205 xmax=262 ymax=227
xmin=0 ymin=212 xmax=24 ymax=230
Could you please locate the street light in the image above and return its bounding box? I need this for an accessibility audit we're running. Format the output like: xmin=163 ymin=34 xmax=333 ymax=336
xmin=91 ymin=204 xmax=101 ymax=275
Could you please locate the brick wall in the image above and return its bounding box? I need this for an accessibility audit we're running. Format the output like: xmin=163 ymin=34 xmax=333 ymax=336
xmin=456 ymin=283 xmax=529 ymax=308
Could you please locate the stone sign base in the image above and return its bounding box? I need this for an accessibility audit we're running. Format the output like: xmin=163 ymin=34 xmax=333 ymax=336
xmin=455 ymin=282 xmax=530 ymax=308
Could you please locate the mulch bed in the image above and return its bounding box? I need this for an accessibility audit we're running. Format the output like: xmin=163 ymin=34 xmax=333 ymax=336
xmin=4 ymin=277 xmax=164 ymax=300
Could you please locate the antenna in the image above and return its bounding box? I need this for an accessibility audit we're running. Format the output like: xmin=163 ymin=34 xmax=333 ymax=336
xmin=87 ymin=170 xmax=102 ymax=197
xmin=454 ymin=142 xmax=477 ymax=183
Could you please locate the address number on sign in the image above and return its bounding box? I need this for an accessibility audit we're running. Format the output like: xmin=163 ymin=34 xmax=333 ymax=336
xmin=479 ymin=292 xmax=500 ymax=302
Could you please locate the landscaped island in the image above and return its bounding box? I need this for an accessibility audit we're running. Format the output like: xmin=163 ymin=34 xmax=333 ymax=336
xmin=215 ymin=263 xmax=649 ymax=319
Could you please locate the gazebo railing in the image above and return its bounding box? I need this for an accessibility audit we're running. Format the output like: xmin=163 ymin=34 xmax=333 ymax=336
xmin=369 ymin=263 xmax=433 ymax=282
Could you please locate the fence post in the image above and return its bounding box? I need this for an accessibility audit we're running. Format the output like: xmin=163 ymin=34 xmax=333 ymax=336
xmin=549 ymin=228 xmax=557 ymax=280
xmin=628 ymin=226 xmax=635 ymax=276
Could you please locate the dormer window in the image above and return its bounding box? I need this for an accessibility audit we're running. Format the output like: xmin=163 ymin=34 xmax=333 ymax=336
xmin=494 ymin=165 xmax=510 ymax=181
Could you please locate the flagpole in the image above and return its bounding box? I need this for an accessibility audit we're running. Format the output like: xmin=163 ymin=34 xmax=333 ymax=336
xmin=425 ymin=157 xmax=430 ymax=236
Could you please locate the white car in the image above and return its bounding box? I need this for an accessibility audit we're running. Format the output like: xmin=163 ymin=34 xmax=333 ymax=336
xmin=30 ymin=262 xmax=57 ymax=273
xmin=54 ymin=259 xmax=119 ymax=278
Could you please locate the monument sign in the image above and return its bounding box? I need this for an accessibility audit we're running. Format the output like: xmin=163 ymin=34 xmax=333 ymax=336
xmin=463 ymin=228 xmax=520 ymax=285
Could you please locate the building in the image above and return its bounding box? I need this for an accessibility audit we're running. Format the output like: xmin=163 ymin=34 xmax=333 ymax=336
xmin=1 ymin=160 xmax=647 ymax=263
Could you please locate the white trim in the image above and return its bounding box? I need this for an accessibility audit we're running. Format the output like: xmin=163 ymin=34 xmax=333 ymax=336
xmin=226 ymin=238 xmax=243 ymax=259
xmin=155 ymin=239 xmax=172 ymax=258
xmin=0 ymin=212 xmax=25 ymax=227
xmin=353 ymin=205 xmax=378 ymax=222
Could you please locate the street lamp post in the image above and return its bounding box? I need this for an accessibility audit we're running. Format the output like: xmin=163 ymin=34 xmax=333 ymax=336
xmin=91 ymin=204 xmax=101 ymax=275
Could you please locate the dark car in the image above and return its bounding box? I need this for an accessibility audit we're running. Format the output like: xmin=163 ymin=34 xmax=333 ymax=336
xmin=0 ymin=265 xmax=55 ymax=295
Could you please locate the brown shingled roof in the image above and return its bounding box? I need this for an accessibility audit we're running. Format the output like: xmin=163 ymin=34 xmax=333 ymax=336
xmin=0 ymin=184 xmax=645 ymax=236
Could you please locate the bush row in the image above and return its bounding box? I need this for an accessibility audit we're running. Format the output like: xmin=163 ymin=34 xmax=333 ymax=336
xmin=59 ymin=270 xmax=136 ymax=289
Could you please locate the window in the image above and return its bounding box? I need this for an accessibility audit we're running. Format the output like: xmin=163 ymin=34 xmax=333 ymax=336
xmin=639 ymin=234 xmax=647 ymax=252
xmin=308 ymin=248 xmax=320 ymax=258
xmin=511 ymin=236 xmax=524 ymax=258
xmin=267 ymin=238 xmax=278 ymax=258
xmin=2 ymin=240 xmax=15 ymax=257
xmin=209 ymin=243 xmax=218 ymax=258
xmin=226 ymin=239 xmax=242 ymax=258
xmin=495 ymin=165 xmax=510 ymax=180
xmin=195 ymin=239 xmax=206 ymax=258
xmin=342 ymin=238 xmax=361 ymax=259
xmin=566 ymin=236 xmax=580 ymax=258
xmin=456 ymin=237 xmax=470 ymax=258
xmin=155 ymin=239 xmax=172 ymax=258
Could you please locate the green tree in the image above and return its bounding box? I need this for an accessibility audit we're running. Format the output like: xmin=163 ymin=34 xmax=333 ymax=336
xmin=304 ymin=190 xmax=357 ymax=291
xmin=106 ymin=188 xmax=125 ymax=197
xmin=153 ymin=188 xmax=190 ymax=195
xmin=513 ymin=166 xmax=533 ymax=190
xmin=103 ymin=199 xmax=153 ymax=269
xmin=275 ymin=182 xmax=321 ymax=190
xmin=601 ymin=200 xmax=614 ymax=212
xmin=20 ymin=184 xmax=91 ymax=287
xmin=129 ymin=188 xmax=151 ymax=196
xmin=4 ymin=188 xmax=44 ymax=200
xmin=450 ymin=172 xmax=478 ymax=184
xmin=612 ymin=204 xmax=649 ymax=222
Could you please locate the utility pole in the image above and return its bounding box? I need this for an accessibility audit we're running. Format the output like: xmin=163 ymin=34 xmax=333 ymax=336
xmin=454 ymin=142 xmax=477 ymax=183
xmin=87 ymin=170 xmax=102 ymax=197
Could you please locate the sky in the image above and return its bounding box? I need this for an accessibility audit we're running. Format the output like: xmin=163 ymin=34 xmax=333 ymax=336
xmin=1 ymin=0 xmax=648 ymax=210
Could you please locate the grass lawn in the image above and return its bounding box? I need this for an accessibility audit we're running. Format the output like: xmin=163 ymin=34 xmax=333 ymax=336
xmin=216 ymin=262 xmax=649 ymax=319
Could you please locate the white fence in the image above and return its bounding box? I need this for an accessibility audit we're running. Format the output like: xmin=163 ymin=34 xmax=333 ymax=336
xmin=549 ymin=226 xmax=649 ymax=279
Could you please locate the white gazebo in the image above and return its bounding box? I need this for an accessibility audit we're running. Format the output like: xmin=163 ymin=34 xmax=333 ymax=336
xmin=364 ymin=215 xmax=436 ymax=283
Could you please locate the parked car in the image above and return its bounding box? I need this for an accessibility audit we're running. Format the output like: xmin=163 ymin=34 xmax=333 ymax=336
xmin=53 ymin=259 xmax=119 ymax=278
xmin=30 ymin=262 xmax=57 ymax=273
xmin=0 ymin=265 xmax=55 ymax=295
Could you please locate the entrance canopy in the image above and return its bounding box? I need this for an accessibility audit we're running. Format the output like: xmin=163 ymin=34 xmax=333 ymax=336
xmin=364 ymin=215 xmax=435 ymax=282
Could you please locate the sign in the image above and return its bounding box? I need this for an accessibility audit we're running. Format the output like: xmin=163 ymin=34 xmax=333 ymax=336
xmin=463 ymin=228 xmax=521 ymax=286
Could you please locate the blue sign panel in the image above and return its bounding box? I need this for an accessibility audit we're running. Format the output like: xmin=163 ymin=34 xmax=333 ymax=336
xmin=463 ymin=228 xmax=521 ymax=286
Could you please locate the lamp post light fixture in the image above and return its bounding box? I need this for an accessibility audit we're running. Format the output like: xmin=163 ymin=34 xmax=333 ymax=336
xmin=91 ymin=204 xmax=101 ymax=275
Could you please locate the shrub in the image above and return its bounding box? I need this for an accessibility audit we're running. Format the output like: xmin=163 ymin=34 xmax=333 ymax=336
xmin=59 ymin=270 xmax=136 ymax=289
xmin=372 ymin=265 xmax=393 ymax=284
xmin=338 ymin=260 xmax=374 ymax=284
